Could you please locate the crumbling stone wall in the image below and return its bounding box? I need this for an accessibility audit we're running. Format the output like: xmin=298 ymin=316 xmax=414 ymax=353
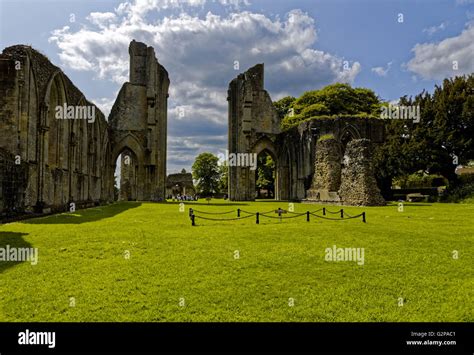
xmin=228 ymin=64 xmax=386 ymax=206
xmin=0 ymin=40 xmax=169 ymax=217
xmin=0 ymin=148 xmax=27 ymax=216
xmin=0 ymin=45 xmax=112 ymax=215
xmin=338 ymin=139 xmax=385 ymax=206
xmin=166 ymin=173 xmax=195 ymax=196
xmin=109 ymin=40 xmax=169 ymax=201
xmin=306 ymin=137 xmax=342 ymax=203
xmin=227 ymin=64 xmax=280 ymax=201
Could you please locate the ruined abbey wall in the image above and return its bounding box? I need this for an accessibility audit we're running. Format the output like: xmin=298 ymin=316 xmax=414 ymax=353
xmin=0 ymin=41 xmax=169 ymax=217
xmin=0 ymin=45 xmax=112 ymax=215
xmin=109 ymin=40 xmax=169 ymax=201
xmin=227 ymin=64 xmax=386 ymax=206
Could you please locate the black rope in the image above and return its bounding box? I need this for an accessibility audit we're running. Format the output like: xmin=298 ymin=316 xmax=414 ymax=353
xmin=239 ymin=209 xmax=275 ymax=215
xmin=343 ymin=211 xmax=355 ymax=218
xmin=309 ymin=211 xmax=363 ymax=221
xmin=325 ymin=208 xmax=343 ymax=215
xmin=259 ymin=213 xmax=306 ymax=219
xmin=190 ymin=207 xmax=365 ymax=224
xmin=287 ymin=208 xmax=324 ymax=215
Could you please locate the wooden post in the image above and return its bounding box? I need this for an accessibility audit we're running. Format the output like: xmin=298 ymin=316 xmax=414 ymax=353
xmin=362 ymin=212 xmax=366 ymax=223
xmin=191 ymin=214 xmax=195 ymax=226
xmin=306 ymin=211 xmax=310 ymax=222
xmin=256 ymin=212 xmax=259 ymax=224
xmin=340 ymin=209 xmax=344 ymax=218
xmin=237 ymin=208 xmax=240 ymax=217
xmin=323 ymin=207 xmax=326 ymax=216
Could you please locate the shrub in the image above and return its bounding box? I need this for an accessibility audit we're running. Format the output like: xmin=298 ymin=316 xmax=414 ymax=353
xmin=441 ymin=182 xmax=474 ymax=203
xmin=393 ymin=172 xmax=448 ymax=189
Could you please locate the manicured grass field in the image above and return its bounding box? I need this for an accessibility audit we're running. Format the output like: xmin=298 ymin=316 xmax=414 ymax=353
xmin=0 ymin=200 xmax=472 ymax=322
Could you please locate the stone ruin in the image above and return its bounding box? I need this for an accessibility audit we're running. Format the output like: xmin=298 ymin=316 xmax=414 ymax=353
xmin=0 ymin=40 xmax=169 ymax=217
xmin=227 ymin=64 xmax=386 ymax=206
xmin=306 ymin=137 xmax=342 ymax=203
xmin=306 ymin=137 xmax=385 ymax=205
xmin=339 ymin=139 xmax=385 ymax=206
xmin=0 ymin=40 xmax=387 ymax=217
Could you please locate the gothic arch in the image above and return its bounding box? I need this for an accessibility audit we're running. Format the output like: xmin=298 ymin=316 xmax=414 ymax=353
xmin=251 ymin=136 xmax=277 ymax=159
xmin=339 ymin=124 xmax=361 ymax=147
xmin=111 ymin=134 xmax=145 ymax=164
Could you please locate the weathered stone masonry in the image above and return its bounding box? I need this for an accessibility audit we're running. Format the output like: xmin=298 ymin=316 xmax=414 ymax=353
xmin=228 ymin=64 xmax=385 ymax=206
xmin=110 ymin=40 xmax=169 ymax=201
xmin=0 ymin=40 xmax=169 ymax=216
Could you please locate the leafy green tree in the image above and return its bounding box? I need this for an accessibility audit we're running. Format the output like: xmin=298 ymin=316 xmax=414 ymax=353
xmin=256 ymin=154 xmax=275 ymax=198
xmin=192 ymin=152 xmax=220 ymax=196
xmin=280 ymin=83 xmax=381 ymax=128
xmin=273 ymin=96 xmax=296 ymax=119
xmin=374 ymin=74 xmax=474 ymax=195
xmin=218 ymin=163 xmax=228 ymax=194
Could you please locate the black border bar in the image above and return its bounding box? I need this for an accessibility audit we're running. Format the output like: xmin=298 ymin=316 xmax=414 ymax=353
xmin=0 ymin=322 xmax=472 ymax=353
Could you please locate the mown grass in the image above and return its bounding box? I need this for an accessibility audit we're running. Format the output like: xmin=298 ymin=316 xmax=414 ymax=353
xmin=0 ymin=200 xmax=472 ymax=322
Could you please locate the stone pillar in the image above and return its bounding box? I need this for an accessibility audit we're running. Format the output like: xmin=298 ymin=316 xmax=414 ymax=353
xmin=306 ymin=137 xmax=341 ymax=203
xmin=338 ymin=139 xmax=385 ymax=206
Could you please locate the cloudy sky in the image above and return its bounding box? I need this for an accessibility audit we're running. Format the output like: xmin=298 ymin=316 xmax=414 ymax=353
xmin=1 ymin=0 xmax=473 ymax=173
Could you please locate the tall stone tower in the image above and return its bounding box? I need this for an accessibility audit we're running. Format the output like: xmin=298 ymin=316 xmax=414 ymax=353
xmin=227 ymin=64 xmax=281 ymax=200
xmin=109 ymin=40 xmax=169 ymax=201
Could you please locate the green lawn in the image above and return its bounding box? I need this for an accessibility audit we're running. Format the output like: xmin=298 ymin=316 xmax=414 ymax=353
xmin=0 ymin=200 xmax=472 ymax=322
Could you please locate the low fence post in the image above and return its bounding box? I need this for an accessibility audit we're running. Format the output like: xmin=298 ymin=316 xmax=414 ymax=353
xmin=191 ymin=214 xmax=195 ymax=226
xmin=237 ymin=208 xmax=240 ymax=217
xmin=340 ymin=209 xmax=344 ymax=218
xmin=306 ymin=211 xmax=310 ymax=222
xmin=189 ymin=208 xmax=193 ymax=218
xmin=323 ymin=207 xmax=326 ymax=216
xmin=362 ymin=212 xmax=366 ymax=223
xmin=256 ymin=212 xmax=259 ymax=224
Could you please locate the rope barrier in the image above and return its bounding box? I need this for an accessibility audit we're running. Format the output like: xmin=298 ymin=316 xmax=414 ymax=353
xmin=309 ymin=211 xmax=364 ymax=221
xmin=189 ymin=206 xmax=366 ymax=225
xmin=259 ymin=213 xmax=307 ymax=219
xmin=240 ymin=209 xmax=275 ymax=215
xmin=325 ymin=208 xmax=343 ymax=214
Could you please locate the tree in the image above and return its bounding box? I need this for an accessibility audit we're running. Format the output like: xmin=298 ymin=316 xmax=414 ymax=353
xmin=218 ymin=163 xmax=228 ymax=194
xmin=374 ymin=74 xmax=474 ymax=195
xmin=256 ymin=154 xmax=275 ymax=198
xmin=274 ymin=96 xmax=296 ymax=119
xmin=279 ymin=83 xmax=381 ymax=128
xmin=181 ymin=168 xmax=187 ymax=174
xmin=192 ymin=152 xmax=221 ymax=196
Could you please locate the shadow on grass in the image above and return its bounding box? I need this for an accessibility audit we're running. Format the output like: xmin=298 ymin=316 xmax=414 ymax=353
xmin=0 ymin=232 xmax=31 ymax=274
xmin=21 ymin=202 xmax=142 ymax=225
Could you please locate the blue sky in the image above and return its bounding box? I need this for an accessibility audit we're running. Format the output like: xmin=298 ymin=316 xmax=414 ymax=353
xmin=1 ymin=0 xmax=473 ymax=173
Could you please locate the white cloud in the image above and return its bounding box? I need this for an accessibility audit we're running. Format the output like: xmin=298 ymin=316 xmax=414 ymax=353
xmin=371 ymin=62 xmax=392 ymax=77
xmin=49 ymin=0 xmax=361 ymax=170
xmin=407 ymin=23 xmax=474 ymax=80
xmin=422 ymin=22 xmax=447 ymax=36
xmin=92 ymin=96 xmax=117 ymax=118
xmin=87 ymin=12 xmax=118 ymax=29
